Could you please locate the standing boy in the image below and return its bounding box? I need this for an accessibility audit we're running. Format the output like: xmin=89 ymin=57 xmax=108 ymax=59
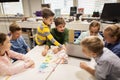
xmin=42 ymin=17 xmax=69 ymax=56
xmin=35 ymin=9 xmax=64 ymax=48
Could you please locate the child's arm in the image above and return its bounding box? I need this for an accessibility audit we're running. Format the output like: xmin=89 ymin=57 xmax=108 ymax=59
xmin=8 ymin=50 xmax=34 ymax=63
xmin=20 ymin=36 xmax=30 ymax=53
xmin=8 ymin=50 xmax=26 ymax=60
xmin=74 ymin=32 xmax=85 ymax=44
xmin=46 ymin=34 xmax=62 ymax=47
xmin=44 ymin=28 xmax=62 ymax=48
xmin=0 ymin=56 xmax=34 ymax=76
xmin=0 ymin=61 xmax=34 ymax=76
xmin=80 ymin=62 xmax=95 ymax=76
xmin=42 ymin=45 xmax=50 ymax=56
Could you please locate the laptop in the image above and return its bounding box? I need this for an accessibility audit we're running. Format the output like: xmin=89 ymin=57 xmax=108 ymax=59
xmin=66 ymin=43 xmax=90 ymax=60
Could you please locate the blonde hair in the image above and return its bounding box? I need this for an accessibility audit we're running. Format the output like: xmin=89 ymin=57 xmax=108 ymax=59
xmin=81 ymin=36 xmax=104 ymax=55
xmin=89 ymin=20 xmax=100 ymax=30
xmin=104 ymin=25 xmax=120 ymax=41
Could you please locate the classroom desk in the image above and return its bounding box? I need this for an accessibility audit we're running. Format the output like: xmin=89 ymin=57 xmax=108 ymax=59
xmin=0 ymin=46 xmax=95 ymax=80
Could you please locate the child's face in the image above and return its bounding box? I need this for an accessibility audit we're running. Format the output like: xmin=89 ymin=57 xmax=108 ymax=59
xmin=103 ymin=31 xmax=117 ymax=43
xmin=81 ymin=46 xmax=97 ymax=58
xmin=56 ymin=24 xmax=65 ymax=33
xmin=0 ymin=36 xmax=11 ymax=56
xmin=11 ymin=30 xmax=22 ymax=40
xmin=43 ymin=16 xmax=54 ymax=25
xmin=89 ymin=26 xmax=99 ymax=36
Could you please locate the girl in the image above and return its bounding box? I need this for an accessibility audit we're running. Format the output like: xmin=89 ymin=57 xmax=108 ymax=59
xmin=104 ymin=25 xmax=120 ymax=57
xmin=0 ymin=33 xmax=34 ymax=76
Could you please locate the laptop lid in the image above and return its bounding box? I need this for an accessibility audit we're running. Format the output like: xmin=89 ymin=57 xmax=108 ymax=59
xmin=66 ymin=43 xmax=90 ymax=60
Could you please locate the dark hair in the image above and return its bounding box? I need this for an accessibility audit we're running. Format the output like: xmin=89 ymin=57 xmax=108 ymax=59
xmin=0 ymin=33 xmax=7 ymax=45
xmin=81 ymin=36 xmax=104 ymax=56
xmin=41 ymin=8 xmax=55 ymax=18
xmin=89 ymin=20 xmax=100 ymax=30
xmin=54 ymin=17 xmax=65 ymax=27
xmin=104 ymin=24 xmax=120 ymax=41
xmin=9 ymin=22 xmax=21 ymax=33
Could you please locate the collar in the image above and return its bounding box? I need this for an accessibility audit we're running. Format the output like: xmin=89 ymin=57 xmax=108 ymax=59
xmin=42 ymin=21 xmax=50 ymax=28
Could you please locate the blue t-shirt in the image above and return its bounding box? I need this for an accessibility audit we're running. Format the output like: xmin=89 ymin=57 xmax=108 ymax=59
xmin=105 ymin=41 xmax=120 ymax=58
xmin=10 ymin=36 xmax=29 ymax=54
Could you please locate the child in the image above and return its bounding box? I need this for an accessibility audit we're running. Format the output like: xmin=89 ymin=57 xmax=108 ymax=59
xmin=35 ymin=9 xmax=63 ymax=48
xmin=80 ymin=36 xmax=120 ymax=80
xmin=104 ymin=24 xmax=120 ymax=57
xmin=9 ymin=22 xmax=30 ymax=54
xmin=74 ymin=20 xmax=103 ymax=44
xmin=0 ymin=33 xmax=34 ymax=76
xmin=42 ymin=17 xmax=69 ymax=56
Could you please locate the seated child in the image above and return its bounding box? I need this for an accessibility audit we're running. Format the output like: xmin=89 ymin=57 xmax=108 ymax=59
xmin=80 ymin=36 xmax=120 ymax=80
xmin=0 ymin=33 xmax=34 ymax=76
xmin=35 ymin=9 xmax=65 ymax=49
xmin=9 ymin=22 xmax=30 ymax=54
xmin=104 ymin=24 xmax=120 ymax=57
xmin=74 ymin=20 xmax=103 ymax=44
xmin=42 ymin=17 xmax=69 ymax=56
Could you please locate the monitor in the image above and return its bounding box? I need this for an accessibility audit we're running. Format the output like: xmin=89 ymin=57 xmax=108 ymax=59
xmin=41 ymin=4 xmax=50 ymax=9
xmin=55 ymin=9 xmax=61 ymax=17
xmin=70 ymin=6 xmax=77 ymax=16
xmin=100 ymin=3 xmax=120 ymax=23
xmin=0 ymin=0 xmax=19 ymax=2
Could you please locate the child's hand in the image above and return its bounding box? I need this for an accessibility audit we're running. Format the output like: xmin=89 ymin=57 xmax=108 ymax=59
xmin=25 ymin=59 xmax=35 ymax=69
xmin=80 ymin=62 xmax=88 ymax=70
xmin=42 ymin=49 xmax=48 ymax=56
xmin=62 ymin=45 xmax=66 ymax=50
xmin=53 ymin=48 xmax=59 ymax=54
xmin=28 ymin=60 xmax=35 ymax=68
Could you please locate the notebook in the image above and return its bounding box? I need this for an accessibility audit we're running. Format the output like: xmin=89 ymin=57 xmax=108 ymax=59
xmin=66 ymin=43 xmax=90 ymax=60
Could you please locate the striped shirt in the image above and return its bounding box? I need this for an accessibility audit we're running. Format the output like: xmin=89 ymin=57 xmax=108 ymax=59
xmin=35 ymin=22 xmax=62 ymax=48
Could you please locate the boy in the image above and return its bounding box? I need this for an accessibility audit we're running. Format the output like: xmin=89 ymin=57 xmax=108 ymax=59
xmin=80 ymin=36 xmax=120 ymax=80
xmin=74 ymin=20 xmax=103 ymax=44
xmin=35 ymin=9 xmax=63 ymax=48
xmin=104 ymin=25 xmax=120 ymax=57
xmin=9 ymin=22 xmax=30 ymax=54
xmin=42 ymin=17 xmax=69 ymax=56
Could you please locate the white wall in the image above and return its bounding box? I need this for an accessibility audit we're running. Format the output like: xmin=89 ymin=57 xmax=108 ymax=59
xmin=22 ymin=0 xmax=43 ymax=17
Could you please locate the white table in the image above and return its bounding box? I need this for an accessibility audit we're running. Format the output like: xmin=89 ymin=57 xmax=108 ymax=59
xmin=48 ymin=64 xmax=95 ymax=80
xmin=0 ymin=46 xmax=95 ymax=80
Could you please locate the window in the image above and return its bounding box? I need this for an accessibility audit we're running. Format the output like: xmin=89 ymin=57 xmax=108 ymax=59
xmin=1 ymin=0 xmax=23 ymax=15
xmin=78 ymin=0 xmax=117 ymax=14
xmin=44 ymin=0 xmax=73 ymax=14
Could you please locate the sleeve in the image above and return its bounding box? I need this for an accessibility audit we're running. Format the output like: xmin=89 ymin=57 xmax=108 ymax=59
xmin=8 ymin=50 xmax=25 ymax=60
xmin=112 ymin=48 xmax=120 ymax=57
xmin=44 ymin=27 xmax=62 ymax=48
xmin=0 ymin=50 xmax=33 ymax=75
xmin=46 ymin=29 xmax=54 ymax=47
xmin=0 ymin=61 xmax=26 ymax=76
xmin=64 ymin=29 xmax=69 ymax=44
xmin=20 ymin=36 xmax=30 ymax=50
xmin=74 ymin=32 xmax=85 ymax=44
xmin=46 ymin=40 xmax=52 ymax=47
xmin=95 ymin=61 xmax=112 ymax=80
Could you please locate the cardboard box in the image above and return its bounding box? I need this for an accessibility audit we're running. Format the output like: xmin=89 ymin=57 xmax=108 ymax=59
xmin=69 ymin=29 xmax=74 ymax=43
